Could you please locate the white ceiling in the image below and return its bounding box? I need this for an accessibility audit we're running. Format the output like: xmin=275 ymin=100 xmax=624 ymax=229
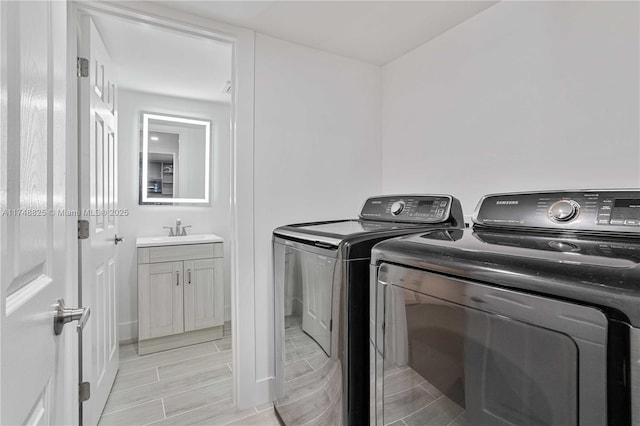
xmin=156 ymin=1 xmax=498 ymax=65
xmin=91 ymin=13 xmax=232 ymax=103
xmin=89 ymin=1 xmax=497 ymax=101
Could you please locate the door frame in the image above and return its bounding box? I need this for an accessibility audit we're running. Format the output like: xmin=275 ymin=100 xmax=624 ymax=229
xmin=68 ymin=1 xmax=261 ymax=408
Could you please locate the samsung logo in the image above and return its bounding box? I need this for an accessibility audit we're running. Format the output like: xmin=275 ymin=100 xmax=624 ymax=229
xmin=496 ymin=200 xmax=519 ymax=205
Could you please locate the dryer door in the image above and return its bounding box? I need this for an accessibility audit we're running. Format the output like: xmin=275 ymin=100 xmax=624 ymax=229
xmin=374 ymin=263 xmax=609 ymax=426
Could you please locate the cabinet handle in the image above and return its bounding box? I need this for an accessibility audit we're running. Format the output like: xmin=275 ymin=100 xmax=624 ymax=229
xmin=188 ymin=269 xmax=192 ymax=284
xmin=176 ymin=270 xmax=180 ymax=286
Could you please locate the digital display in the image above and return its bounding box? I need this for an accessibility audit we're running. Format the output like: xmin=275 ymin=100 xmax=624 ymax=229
xmin=614 ymin=199 xmax=640 ymax=208
xmin=417 ymin=200 xmax=433 ymax=213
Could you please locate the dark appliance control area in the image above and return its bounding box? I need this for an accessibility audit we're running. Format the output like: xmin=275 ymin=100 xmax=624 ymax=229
xmin=474 ymin=190 xmax=640 ymax=233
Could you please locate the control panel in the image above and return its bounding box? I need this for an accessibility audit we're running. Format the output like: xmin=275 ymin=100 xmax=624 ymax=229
xmin=360 ymin=195 xmax=460 ymax=224
xmin=474 ymin=190 xmax=640 ymax=233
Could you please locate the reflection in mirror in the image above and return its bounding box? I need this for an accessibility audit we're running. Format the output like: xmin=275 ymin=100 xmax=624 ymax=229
xmin=140 ymin=113 xmax=211 ymax=204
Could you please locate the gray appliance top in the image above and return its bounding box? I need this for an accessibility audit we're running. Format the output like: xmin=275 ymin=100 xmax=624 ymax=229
xmin=273 ymin=194 xmax=465 ymax=251
xmin=372 ymin=190 xmax=640 ymax=326
xmin=299 ymin=220 xmax=421 ymax=236
xmin=372 ymin=228 xmax=640 ymax=326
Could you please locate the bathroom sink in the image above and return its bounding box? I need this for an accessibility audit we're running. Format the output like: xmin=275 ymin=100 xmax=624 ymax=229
xmin=136 ymin=233 xmax=223 ymax=247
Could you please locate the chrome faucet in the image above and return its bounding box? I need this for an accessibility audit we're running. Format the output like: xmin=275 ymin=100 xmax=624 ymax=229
xmin=163 ymin=219 xmax=191 ymax=236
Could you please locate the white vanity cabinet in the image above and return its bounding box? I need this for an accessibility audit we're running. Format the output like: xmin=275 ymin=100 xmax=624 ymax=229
xmin=139 ymin=261 xmax=185 ymax=339
xmin=137 ymin=238 xmax=224 ymax=354
xmin=184 ymin=258 xmax=220 ymax=332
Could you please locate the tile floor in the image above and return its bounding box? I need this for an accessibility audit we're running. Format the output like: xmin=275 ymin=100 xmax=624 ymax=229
xmin=381 ymin=364 xmax=465 ymax=426
xmin=99 ymin=333 xmax=281 ymax=426
xmin=274 ymin=316 xmax=341 ymax=425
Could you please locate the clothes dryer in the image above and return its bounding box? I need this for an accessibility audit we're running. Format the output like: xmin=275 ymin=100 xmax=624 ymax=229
xmin=274 ymin=195 xmax=465 ymax=425
xmin=371 ymin=190 xmax=639 ymax=426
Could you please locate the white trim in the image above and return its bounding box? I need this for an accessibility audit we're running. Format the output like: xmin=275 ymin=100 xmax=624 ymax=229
xmin=118 ymin=320 xmax=138 ymax=342
xmin=72 ymin=0 xmax=261 ymax=408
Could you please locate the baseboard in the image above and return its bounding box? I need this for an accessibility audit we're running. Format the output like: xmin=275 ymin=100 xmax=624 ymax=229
xmin=244 ymin=376 xmax=273 ymax=410
xmin=225 ymin=304 xmax=231 ymax=322
xmin=119 ymin=320 xmax=138 ymax=343
xmin=138 ymin=326 xmax=223 ymax=355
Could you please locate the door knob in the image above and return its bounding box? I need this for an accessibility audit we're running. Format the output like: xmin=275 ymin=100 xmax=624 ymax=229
xmin=114 ymin=234 xmax=124 ymax=245
xmin=53 ymin=298 xmax=90 ymax=335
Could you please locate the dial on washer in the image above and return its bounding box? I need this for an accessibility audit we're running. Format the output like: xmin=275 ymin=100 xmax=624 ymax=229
xmin=391 ymin=201 xmax=405 ymax=216
xmin=548 ymin=200 xmax=580 ymax=222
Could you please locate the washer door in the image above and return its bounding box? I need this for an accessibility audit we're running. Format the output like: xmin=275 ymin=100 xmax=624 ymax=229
xmin=273 ymin=238 xmax=342 ymax=425
xmin=373 ymin=263 xmax=608 ymax=426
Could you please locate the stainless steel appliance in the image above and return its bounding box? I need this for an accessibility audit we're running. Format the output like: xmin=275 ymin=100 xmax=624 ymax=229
xmin=273 ymin=195 xmax=465 ymax=425
xmin=371 ymin=190 xmax=639 ymax=426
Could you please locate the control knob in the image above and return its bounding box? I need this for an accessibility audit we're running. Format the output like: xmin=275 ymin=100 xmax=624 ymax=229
xmin=391 ymin=201 xmax=405 ymax=216
xmin=548 ymin=200 xmax=580 ymax=223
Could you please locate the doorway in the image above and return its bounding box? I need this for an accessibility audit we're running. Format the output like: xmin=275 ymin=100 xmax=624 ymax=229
xmin=74 ymin=4 xmax=237 ymax=423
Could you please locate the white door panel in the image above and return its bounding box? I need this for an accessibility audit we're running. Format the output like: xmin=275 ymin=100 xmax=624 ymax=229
xmin=79 ymin=15 xmax=119 ymax=425
xmin=1 ymin=1 xmax=76 ymax=425
xmin=184 ymin=258 xmax=224 ymax=332
xmin=139 ymin=261 xmax=184 ymax=339
xmin=301 ymin=253 xmax=332 ymax=355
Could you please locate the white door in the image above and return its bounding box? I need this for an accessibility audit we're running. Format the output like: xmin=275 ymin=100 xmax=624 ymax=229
xmin=0 ymin=1 xmax=78 ymax=425
xmin=78 ymin=15 xmax=119 ymax=425
xmin=301 ymin=252 xmax=333 ymax=355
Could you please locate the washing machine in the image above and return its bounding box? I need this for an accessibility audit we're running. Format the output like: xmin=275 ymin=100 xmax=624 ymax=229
xmin=273 ymin=195 xmax=465 ymax=425
xmin=370 ymin=189 xmax=640 ymax=426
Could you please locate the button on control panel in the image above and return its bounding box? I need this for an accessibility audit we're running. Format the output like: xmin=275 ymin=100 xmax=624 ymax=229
xmin=360 ymin=195 xmax=453 ymax=223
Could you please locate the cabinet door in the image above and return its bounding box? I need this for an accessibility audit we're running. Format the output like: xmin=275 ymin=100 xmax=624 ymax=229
xmin=138 ymin=261 xmax=184 ymax=339
xmin=184 ymin=258 xmax=224 ymax=332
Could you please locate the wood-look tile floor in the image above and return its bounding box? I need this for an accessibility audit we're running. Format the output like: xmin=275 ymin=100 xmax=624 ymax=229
xmin=99 ymin=336 xmax=281 ymax=426
xmin=382 ymin=364 xmax=465 ymax=426
xmin=275 ymin=316 xmax=342 ymax=425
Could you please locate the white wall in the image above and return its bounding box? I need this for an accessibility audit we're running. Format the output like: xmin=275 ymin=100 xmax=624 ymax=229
xmin=382 ymin=1 xmax=640 ymax=219
xmin=253 ymin=34 xmax=382 ymax=383
xmin=117 ymin=88 xmax=231 ymax=341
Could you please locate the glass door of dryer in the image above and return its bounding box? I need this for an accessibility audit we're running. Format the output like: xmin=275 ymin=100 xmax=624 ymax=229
xmin=274 ymin=238 xmax=343 ymax=425
xmin=374 ymin=264 xmax=609 ymax=426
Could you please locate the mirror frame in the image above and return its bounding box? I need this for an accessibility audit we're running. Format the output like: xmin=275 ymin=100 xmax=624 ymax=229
xmin=141 ymin=112 xmax=211 ymax=204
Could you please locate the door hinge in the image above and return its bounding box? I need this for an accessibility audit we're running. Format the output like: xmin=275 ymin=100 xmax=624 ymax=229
xmin=78 ymin=220 xmax=89 ymax=240
xmin=77 ymin=57 xmax=89 ymax=78
xmin=330 ymin=319 xmax=333 ymax=332
xmin=79 ymin=381 xmax=90 ymax=402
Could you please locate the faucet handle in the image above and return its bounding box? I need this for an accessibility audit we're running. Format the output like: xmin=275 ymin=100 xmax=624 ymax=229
xmin=181 ymin=225 xmax=192 ymax=236
xmin=163 ymin=226 xmax=175 ymax=237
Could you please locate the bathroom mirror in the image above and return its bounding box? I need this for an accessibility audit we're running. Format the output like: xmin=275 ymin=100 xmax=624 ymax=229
xmin=140 ymin=112 xmax=211 ymax=204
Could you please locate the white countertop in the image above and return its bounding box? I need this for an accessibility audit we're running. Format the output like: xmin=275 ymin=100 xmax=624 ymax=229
xmin=136 ymin=233 xmax=223 ymax=248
